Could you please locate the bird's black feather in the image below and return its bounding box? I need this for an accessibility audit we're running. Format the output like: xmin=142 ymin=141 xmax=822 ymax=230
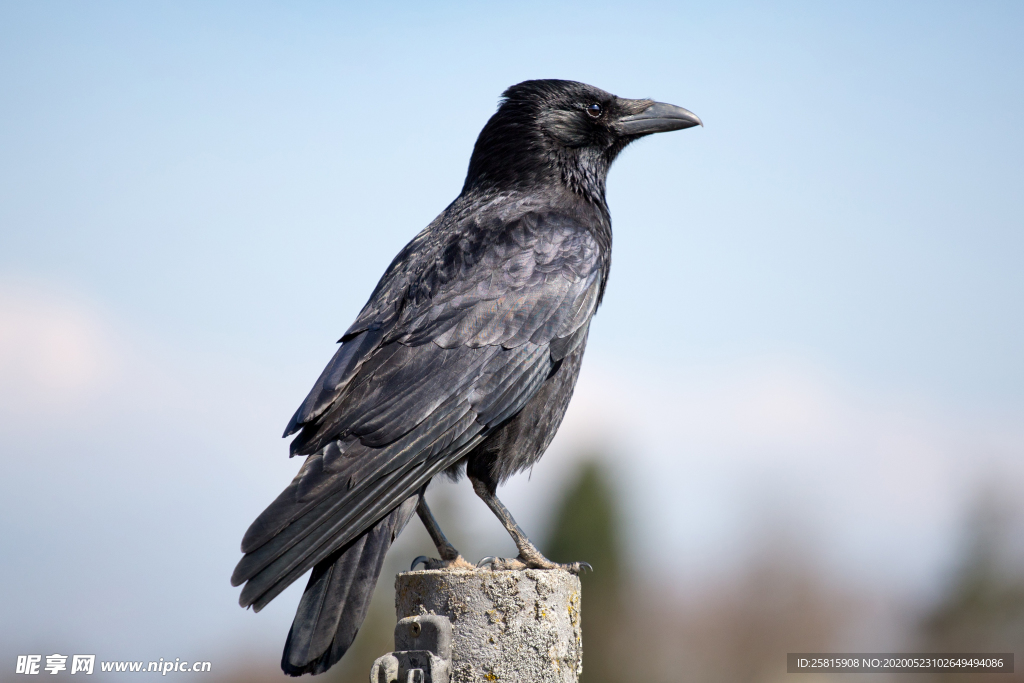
xmin=280 ymin=495 xmax=419 ymax=676
xmin=235 ymin=212 xmax=602 ymax=602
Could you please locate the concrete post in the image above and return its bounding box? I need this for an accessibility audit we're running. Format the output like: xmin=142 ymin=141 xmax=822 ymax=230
xmin=389 ymin=568 xmax=582 ymax=683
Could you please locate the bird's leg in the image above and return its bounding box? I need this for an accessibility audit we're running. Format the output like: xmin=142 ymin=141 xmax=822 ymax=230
xmin=416 ymin=495 xmax=460 ymax=562
xmin=410 ymin=494 xmax=475 ymax=570
xmin=470 ymin=475 xmax=591 ymax=575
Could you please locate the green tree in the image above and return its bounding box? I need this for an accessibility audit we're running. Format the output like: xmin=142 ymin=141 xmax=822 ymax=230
xmin=545 ymin=459 xmax=625 ymax=683
xmin=919 ymin=494 xmax=1024 ymax=683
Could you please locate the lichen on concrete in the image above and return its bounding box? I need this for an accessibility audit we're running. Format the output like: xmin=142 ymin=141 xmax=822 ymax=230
xmin=396 ymin=569 xmax=582 ymax=683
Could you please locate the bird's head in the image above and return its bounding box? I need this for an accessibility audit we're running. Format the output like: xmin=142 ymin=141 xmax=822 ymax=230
xmin=463 ymin=79 xmax=701 ymax=204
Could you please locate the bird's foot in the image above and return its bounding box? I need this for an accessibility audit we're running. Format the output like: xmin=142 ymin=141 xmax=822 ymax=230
xmin=410 ymin=554 xmax=476 ymax=571
xmin=476 ymin=554 xmax=592 ymax=575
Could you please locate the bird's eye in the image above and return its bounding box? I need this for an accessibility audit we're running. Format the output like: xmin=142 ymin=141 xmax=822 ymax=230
xmin=586 ymin=103 xmax=603 ymax=118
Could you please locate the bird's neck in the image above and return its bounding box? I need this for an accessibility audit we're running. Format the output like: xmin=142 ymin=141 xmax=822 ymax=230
xmin=463 ymin=140 xmax=611 ymax=212
xmin=554 ymin=147 xmax=610 ymax=209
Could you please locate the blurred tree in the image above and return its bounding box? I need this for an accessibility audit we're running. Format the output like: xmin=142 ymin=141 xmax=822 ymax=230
xmin=545 ymin=458 xmax=625 ymax=683
xmin=919 ymin=493 xmax=1024 ymax=683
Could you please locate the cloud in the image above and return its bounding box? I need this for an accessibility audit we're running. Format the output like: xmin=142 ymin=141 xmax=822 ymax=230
xmin=0 ymin=283 xmax=117 ymax=410
xmin=0 ymin=282 xmax=300 ymax=662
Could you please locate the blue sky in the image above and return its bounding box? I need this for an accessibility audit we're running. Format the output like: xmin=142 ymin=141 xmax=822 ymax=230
xmin=1 ymin=0 xmax=1022 ymax=676
xmin=4 ymin=1 xmax=1022 ymax=399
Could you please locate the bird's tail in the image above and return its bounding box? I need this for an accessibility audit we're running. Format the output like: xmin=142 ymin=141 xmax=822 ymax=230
xmin=280 ymin=495 xmax=418 ymax=676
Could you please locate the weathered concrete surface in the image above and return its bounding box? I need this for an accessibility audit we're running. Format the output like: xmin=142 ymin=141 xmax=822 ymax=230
xmin=396 ymin=569 xmax=582 ymax=683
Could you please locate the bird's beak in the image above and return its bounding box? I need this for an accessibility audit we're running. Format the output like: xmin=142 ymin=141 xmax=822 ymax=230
xmin=616 ymin=101 xmax=703 ymax=135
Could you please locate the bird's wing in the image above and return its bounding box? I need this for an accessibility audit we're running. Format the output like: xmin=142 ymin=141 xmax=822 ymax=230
xmin=232 ymin=209 xmax=603 ymax=610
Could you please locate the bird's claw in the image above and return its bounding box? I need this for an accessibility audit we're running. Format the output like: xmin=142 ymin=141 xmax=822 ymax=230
xmin=474 ymin=555 xmax=591 ymax=574
xmin=410 ymin=554 xmax=476 ymax=571
xmin=476 ymin=556 xmax=528 ymax=571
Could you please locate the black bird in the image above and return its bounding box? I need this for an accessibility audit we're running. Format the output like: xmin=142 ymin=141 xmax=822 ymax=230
xmin=232 ymin=79 xmax=701 ymax=676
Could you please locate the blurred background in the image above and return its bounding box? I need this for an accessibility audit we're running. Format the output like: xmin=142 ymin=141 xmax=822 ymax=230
xmin=1 ymin=1 xmax=1022 ymax=681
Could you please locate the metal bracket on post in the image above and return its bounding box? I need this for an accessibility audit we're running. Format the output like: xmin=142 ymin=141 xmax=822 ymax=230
xmin=370 ymin=615 xmax=452 ymax=683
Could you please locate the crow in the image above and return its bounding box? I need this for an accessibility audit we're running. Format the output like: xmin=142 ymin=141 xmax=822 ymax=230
xmin=232 ymin=79 xmax=701 ymax=676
